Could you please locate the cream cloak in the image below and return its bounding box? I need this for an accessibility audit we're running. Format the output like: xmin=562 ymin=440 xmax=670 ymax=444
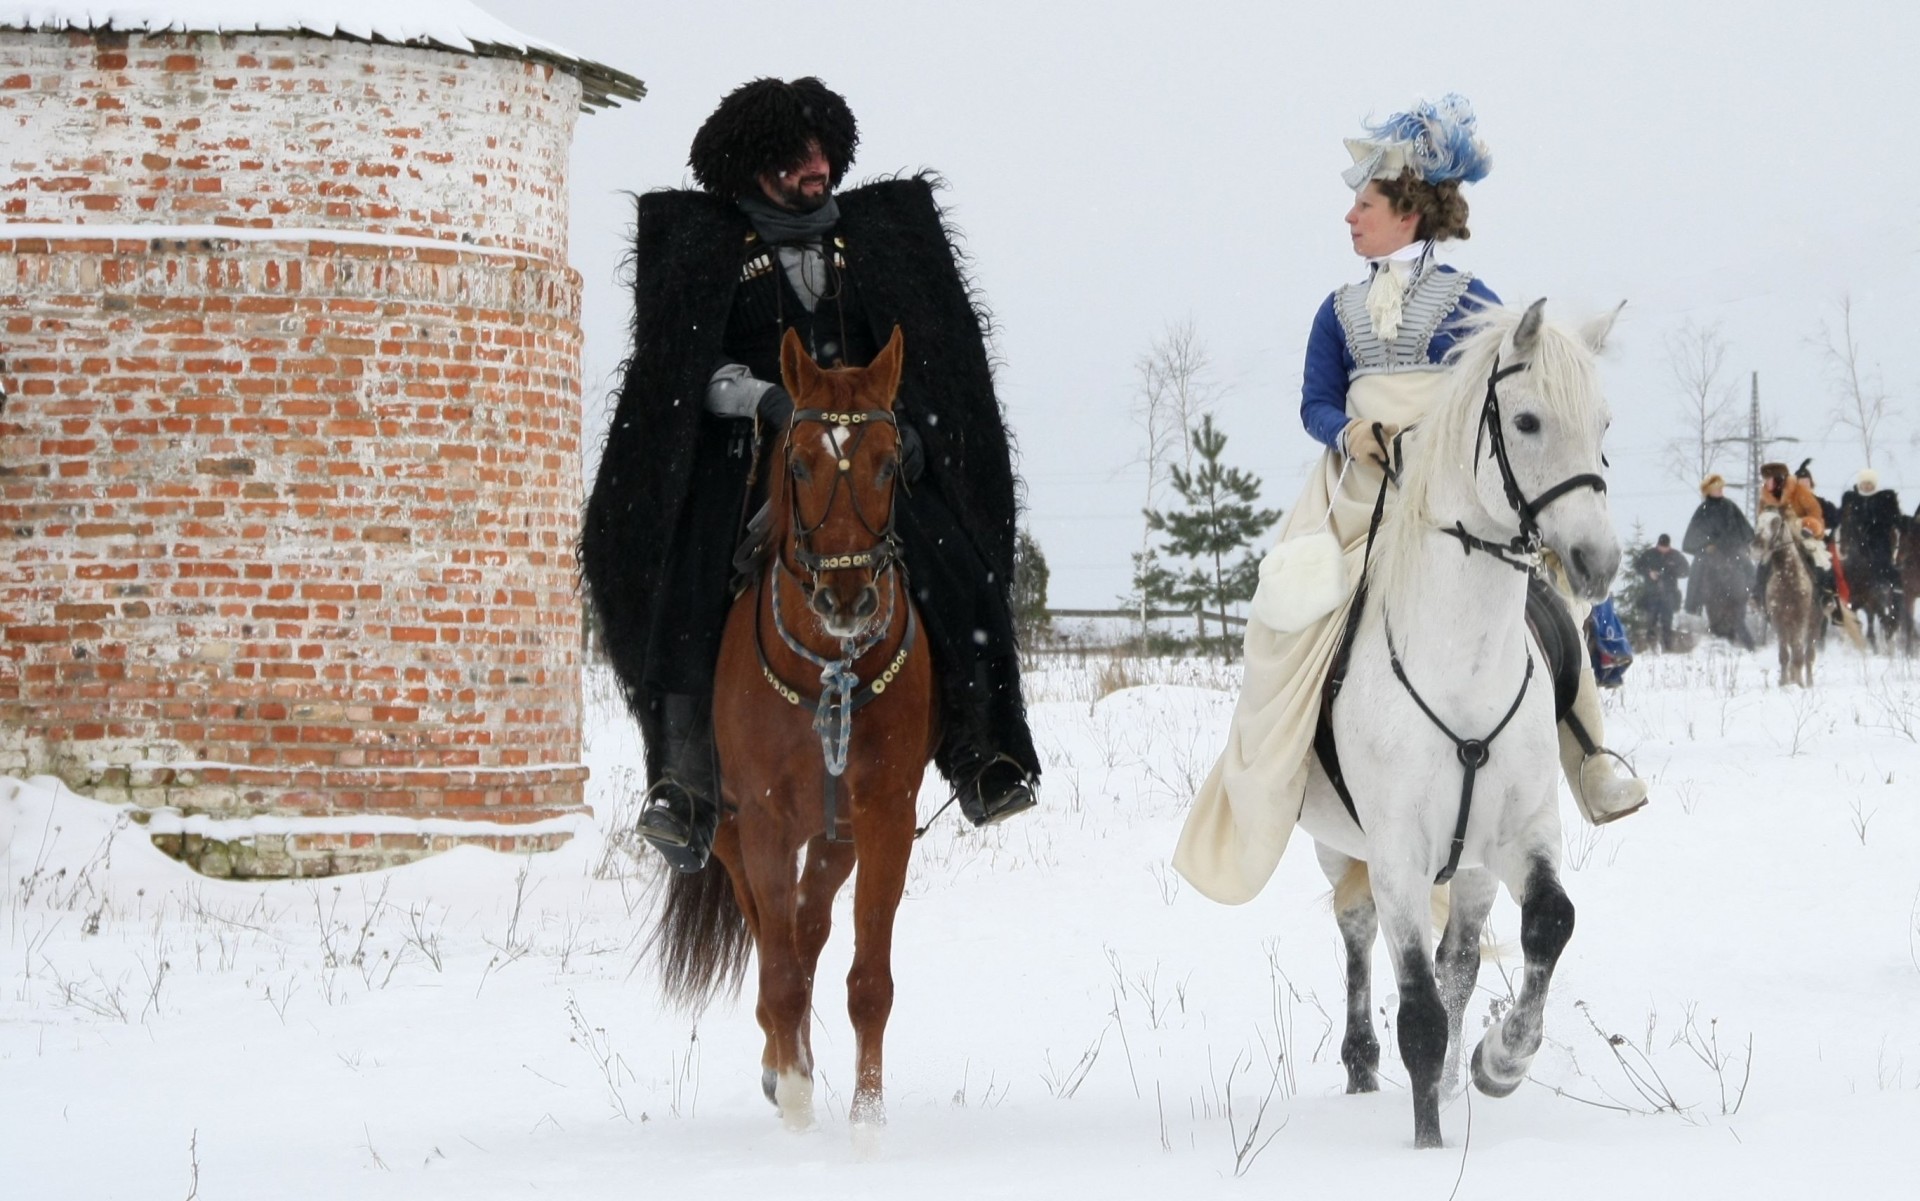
xmin=1172 ymin=369 xmax=1454 ymax=904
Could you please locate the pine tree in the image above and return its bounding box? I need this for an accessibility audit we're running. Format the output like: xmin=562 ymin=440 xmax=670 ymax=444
xmin=1145 ymin=414 xmax=1281 ymax=657
xmin=1614 ymin=520 xmax=1656 ymax=644
xmin=1118 ymin=549 xmax=1186 ymax=652
xmin=1012 ymin=527 xmax=1052 ymax=649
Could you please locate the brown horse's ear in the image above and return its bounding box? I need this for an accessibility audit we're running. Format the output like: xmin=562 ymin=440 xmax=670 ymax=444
xmin=780 ymin=327 xmax=822 ymax=398
xmin=866 ymin=326 xmax=904 ymax=407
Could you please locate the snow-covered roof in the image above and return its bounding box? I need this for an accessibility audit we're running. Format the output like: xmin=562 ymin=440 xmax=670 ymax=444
xmin=0 ymin=1 xmax=645 ymax=109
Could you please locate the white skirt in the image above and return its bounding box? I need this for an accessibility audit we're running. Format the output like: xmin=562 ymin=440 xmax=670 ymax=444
xmin=1173 ymin=370 xmax=1451 ymax=904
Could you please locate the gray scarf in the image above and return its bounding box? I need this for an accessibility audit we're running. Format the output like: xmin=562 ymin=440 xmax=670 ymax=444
xmin=737 ymin=192 xmax=840 ymax=244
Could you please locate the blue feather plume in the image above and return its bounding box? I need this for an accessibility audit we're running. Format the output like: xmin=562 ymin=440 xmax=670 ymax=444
xmin=1363 ymin=94 xmax=1492 ymax=184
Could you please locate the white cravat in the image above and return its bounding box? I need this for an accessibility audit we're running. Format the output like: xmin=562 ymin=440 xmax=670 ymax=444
xmin=1365 ymin=241 xmax=1430 ymax=342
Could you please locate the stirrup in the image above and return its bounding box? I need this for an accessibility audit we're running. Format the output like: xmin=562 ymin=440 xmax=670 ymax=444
xmin=1576 ymin=747 xmax=1647 ymax=826
xmin=961 ymin=754 xmax=1038 ymax=827
xmin=636 ymin=776 xmax=718 ymax=872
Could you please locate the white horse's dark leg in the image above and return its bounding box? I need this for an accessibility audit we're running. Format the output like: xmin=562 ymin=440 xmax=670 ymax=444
xmin=1392 ymin=940 xmax=1449 ymax=1147
xmin=1317 ymin=846 xmax=1380 ymax=1093
xmin=1434 ymin=869 xmax=1498 ymax=1097
xmin=1472 ymin=856 xmax=1575 ymax=1098
xmin=1373 ymin=872 xmax=1448 ymax=1148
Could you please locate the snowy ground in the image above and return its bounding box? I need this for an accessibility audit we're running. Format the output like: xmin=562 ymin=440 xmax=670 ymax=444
xmin=4 ymin=642 xmax=1918 ymax=1198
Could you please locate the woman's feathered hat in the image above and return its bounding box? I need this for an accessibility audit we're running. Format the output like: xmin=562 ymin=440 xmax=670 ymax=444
xmin=688 ymin=77 xmax=859 ymax=199
xmin=1343 ymin=94 xmax=1493 ymax=191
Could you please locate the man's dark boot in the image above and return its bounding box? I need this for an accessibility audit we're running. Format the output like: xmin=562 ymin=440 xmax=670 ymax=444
xmin=635 ymin=693 xmax=720 ymax=873
xmin=959 ymin=753 xmax=1038 ymax=827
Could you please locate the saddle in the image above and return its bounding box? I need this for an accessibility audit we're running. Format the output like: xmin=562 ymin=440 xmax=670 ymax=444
xmin=730 ymin=500 xmax=774 ymax=595
xmin=1314 ymin=574 xmax=1580 ymax=829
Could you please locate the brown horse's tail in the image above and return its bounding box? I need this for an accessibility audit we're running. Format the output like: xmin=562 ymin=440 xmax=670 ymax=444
xmin=646 ymin=860 xmax=751 ymax=1012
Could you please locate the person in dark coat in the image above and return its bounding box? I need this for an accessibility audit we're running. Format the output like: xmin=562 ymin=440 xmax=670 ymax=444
xmin=1838 ymin=467 xmax=1903 ymax=601
xmin=1681 ymin=473 xmax=1755 ymax=647
xmin=1634 ymin=534 xmax=1689 ymax=651
xmin=579 ymin=78 xmax=1039 ymax=872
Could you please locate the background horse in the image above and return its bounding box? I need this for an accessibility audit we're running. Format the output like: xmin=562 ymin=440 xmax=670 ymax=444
xmin=1299 ymin=300 xmax=1621 ymax=1148
xmin=1899 ymin=516 xmax=1920 ymax=655
xmin=1839 ymin=527 xmax=1903 ymax=649
xmin=648 ymin=327 xmax=939 ymax=1139
xmin=1752 ymin=508 xmax=1821 ymax=686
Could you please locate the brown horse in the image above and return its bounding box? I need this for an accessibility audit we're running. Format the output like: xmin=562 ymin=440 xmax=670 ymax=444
xmin=1898 ymin=516 xmax=1920 ymax=655
xmin=1839 ymin=524 xmax=1903 ymax=650
xmin=1752 ymin=508 xmax=1821 ymax=686
xmin=647 ymin=326 xmax=939 ymax=1138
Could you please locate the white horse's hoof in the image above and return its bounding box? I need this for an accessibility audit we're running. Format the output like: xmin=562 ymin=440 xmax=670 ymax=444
xmin=1470 ymin=1038 xmax=1524 ymax=1098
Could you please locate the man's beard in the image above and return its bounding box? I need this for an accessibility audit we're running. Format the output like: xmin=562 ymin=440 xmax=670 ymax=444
xmin=769 ymin=176 xmax=832 ymax=212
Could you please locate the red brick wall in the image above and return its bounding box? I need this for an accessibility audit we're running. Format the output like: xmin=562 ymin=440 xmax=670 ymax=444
xmin=2 ymin=30 xmax=575 ymax=258
xmin=0 ymin=31 xmax=587 ymax=829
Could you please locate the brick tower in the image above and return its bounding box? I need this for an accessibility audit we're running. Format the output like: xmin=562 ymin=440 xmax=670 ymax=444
xmin=0 ymin=5 xmax=643 ymax=875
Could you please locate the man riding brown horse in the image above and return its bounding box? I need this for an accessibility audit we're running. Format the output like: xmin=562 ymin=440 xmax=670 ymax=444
xmin=580 ymin=78 xmax=1040 ymax=873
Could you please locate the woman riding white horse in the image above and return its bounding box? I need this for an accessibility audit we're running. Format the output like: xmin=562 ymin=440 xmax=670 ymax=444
xmin=1175 ymin=96 xmax=1645 ymax=907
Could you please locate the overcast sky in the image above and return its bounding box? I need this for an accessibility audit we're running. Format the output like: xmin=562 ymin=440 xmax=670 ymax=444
xmin=487 ymin=0 xmax=1918 ymax=607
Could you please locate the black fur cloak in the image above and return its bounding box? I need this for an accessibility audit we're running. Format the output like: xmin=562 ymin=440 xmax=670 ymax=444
xmin=580 ymin=175 xmax=1020 ymax=723
xmin=1682 ymin=495 xmax=1754 ymax=615
xmin=1839 ymin=487 xmax=1903 ymax=583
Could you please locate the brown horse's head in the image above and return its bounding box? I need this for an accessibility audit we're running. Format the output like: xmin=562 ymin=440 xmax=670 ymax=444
xmin=774 ymin=326 xmax=906 ymax=638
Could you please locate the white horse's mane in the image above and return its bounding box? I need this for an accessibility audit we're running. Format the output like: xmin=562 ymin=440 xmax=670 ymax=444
xmin=1368 ymin=307 xmax=1607 ymax=596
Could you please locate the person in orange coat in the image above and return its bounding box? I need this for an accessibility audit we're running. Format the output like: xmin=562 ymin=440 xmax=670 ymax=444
xmin=1759 ymin=461 xmax=1826 ymax=538
xmin=1758 ymin=460 xmax=1837 ymax=614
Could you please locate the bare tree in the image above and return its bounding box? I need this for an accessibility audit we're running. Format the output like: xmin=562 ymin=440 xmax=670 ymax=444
xmin=1814 ymin=295 xmax=1891 ymax=469
xmin=1129 ymin=320 xmax=1221 ymax=635
xmin=1662 ymin=320 xmax=1741 ymax=488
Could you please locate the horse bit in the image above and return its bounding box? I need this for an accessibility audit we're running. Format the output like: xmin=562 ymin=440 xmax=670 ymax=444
xmin=755 ymin=406 xmax=917 ymax=841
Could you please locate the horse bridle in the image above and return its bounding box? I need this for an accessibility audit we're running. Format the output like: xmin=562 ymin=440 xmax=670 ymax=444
xmin=1452 ymin=355 xmax=1609 ymax=571
xmin=760 ymin=403 xmax=915 ymax=844
xmin=783 ymin=406 xmax=901 ymax=584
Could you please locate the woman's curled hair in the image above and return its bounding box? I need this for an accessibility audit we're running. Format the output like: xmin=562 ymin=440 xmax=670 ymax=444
xmin=1375 ymin=175 xmax=1471 ymax=242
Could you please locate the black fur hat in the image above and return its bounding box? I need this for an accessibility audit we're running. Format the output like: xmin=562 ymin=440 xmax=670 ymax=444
xmin=688 ymin=77 xmax=859 ymax=198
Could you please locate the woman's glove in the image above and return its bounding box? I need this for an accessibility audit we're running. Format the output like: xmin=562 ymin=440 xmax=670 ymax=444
xmin=1341 ymin=418 xmax=1400 ymax=469
xmin=756 ymin=384 xmax=795 ymax=429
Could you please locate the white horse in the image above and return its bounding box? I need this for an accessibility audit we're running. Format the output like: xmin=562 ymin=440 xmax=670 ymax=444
xmin=1299 ymin=300 xmax=1622 ymax=1148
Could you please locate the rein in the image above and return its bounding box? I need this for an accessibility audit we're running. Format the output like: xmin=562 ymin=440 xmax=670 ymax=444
xmin=760 ymin=405 xmax=917 ymax=841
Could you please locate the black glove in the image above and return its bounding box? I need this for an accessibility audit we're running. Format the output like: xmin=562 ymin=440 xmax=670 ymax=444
xmin=898 ymin=420 xmax=926 ymax=483
xmin=756 ymin=383 xmax=794 ymax=428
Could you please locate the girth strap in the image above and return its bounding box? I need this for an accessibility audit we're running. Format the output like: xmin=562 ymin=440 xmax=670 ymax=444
xmin=1316 ymin=457 xmax=1398 ymax=832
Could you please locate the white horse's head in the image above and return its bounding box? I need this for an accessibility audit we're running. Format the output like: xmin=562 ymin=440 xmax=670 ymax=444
xmin=1382 ymin=299 xmax=1624 ymax=601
